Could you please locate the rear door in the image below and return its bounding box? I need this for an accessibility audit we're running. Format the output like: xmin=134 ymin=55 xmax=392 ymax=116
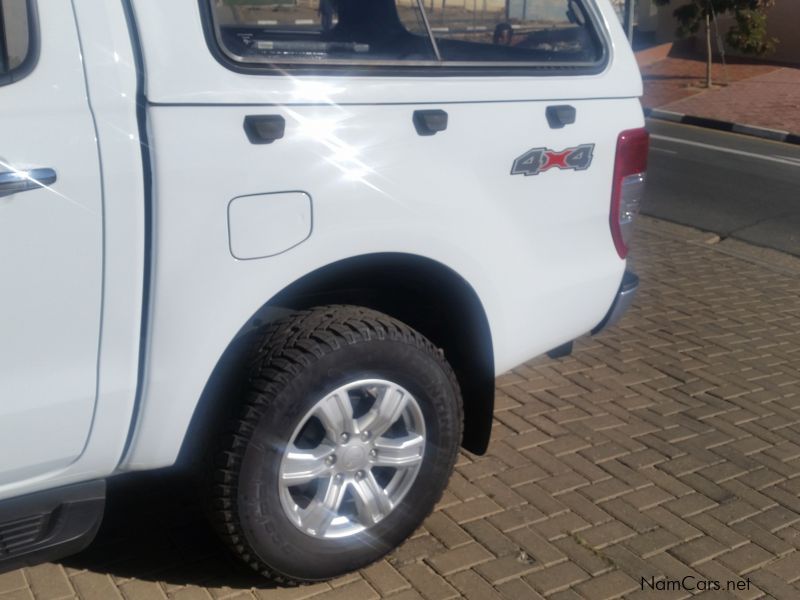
xmin=0 ymin=0 xmax=103 ymax=486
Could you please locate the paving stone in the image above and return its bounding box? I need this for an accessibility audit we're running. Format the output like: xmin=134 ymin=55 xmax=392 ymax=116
xmin=427 ymin=543 xmax=493 ymax=576
xmin=444 ymin=498 xmax=503 ymax=525
xmin=514 ymin=483 xmax=570 ymax=518
xmin=538 ymin=472 xmax=590 ymax=496
xmin=521 ymin=447 xmax=572 ymax=476
xmin=495 ymin=579 xmax=545 ymax=600
xmin=0 ymin=572 xmax=27 ymax=595
xmin=559 ymin=454 xmax=612 ymax=483
xmin=496 ymin=465 xmax=548 ymax=488
xmin=361 ymin=561 xmax=410 ymax=596
xmin=668 ymin=536 xmax=729 ymax=566
xmin=0 ymin=590 xmax=35 ymax=600
xmin=731 ymin=520 xmax=795 ymax=557
xmin=761 ymin=485 xmax=800 ymax=514
xmin=750 ymin=506 xmax=800 ymax=533
xmin=625 ymin=528 xmax=683 ymax=559
xmin=601 ymin=544 xmax=661 ymax=581
xmin=663 ymin=493 xmax=718 ymax=519
xmin=602 ymin=498 xmax=659 ymax=533
xmin=502 ymin=431 xmax=551 ymax=452
xmin=577 ymin=521 xmax=637 ymax=551
xmin=763 ymin=551 xmax=800 ymax=583
xmin=316 ymin=581 xmax=378 ymax=600
xmin=24 ymin=565 xmax=74 ymax=600
xmin=718 ymin=479 xmax=776 ymax=512
xmin=168 ymin=586 xmax=214 ymax=600
xmin=474 ymin=477 xmax=527 ymax=510
xmin=717 ymin=543 xmax=776 ymax=575
xmin=645 ymin=506 xmax=702 ymax=543
xmin=525 ymin=562 xmax=590 ymax=595
xmin=553 ymin=536 xmax=614 ymax=577
xmin=645 ymin=551 xmax=704 ymax=585
xmin=679 ymin=473 xmax=735 ymax=504
xmin=709 ymin=500 xmax=761 ymax=526
xmin=423 ymin=512 xmax=472 ymax=550
xmin=447 ymin=570 xmax=503 ymax=600
xmin=530 ymin=511 xmax=591 ymax=542
xmin=579 ymin=479 xmax=633 ymax=504
xmin=745 ymin=570 xmax=797 ymax=600
xmin=388 ymin=535 xmax=447 ymax=567
xmin=687 ymin=513 xmax=750 ymax=550
xmin=486 ymin=504 xmax=546 ymax=533
xmin=506 ymin=527 xmax=566 ymax=568
xmin=547 ymin=591 xmax=587 ymax=600
xmin=382 ymin=590 xmax=423 ymax=600
xmin=573 ymin=570 xmax=639 ymax=600
xmin=620 ymin=485 xmax=675 ymax=511
xmin=396 ymin=565 xmax=459 ymax=600
xmin=70 ymin=572 xmax=124 ymax=600
xmin=473 ymin=554 xmax=538 ymax=586
xmin=558 ymin=492 xmax=614 ymax=525
xmin=598 ymin=461 xmax=651 ymax=490
xmin=254 ymin=584 xmax=332 ymax=600
xmin=118 ymin=580 xmax=167 ymax=600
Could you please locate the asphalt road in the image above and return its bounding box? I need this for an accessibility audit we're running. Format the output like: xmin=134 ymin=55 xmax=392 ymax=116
xmin=643 ymin=119 xmax=800 ymax=257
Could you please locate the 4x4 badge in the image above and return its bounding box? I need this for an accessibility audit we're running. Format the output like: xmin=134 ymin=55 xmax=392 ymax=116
xmin=511 ymin=144 xmax=594 ymax=176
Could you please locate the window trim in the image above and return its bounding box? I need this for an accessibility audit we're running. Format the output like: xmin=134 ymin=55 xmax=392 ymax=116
xmin=0 ymin=0 xmax=39 ymax=87
xmin=199 ymin=0 xmax=610 ymax=77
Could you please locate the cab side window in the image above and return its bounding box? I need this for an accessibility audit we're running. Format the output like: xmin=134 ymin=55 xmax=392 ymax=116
xmin=212 ymin=0 xmax=437 ymax=63
xmin=0 ymin=0 xmax=34 ymax=84
xmin=207 ymin=0 xmax=605 ymax=70
xmin=425 ymin=0 xmax=602 ymax=64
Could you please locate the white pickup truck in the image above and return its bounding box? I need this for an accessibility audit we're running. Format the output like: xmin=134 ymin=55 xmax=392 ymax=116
xmin=0 ymin=0 xmax=647 ymax=583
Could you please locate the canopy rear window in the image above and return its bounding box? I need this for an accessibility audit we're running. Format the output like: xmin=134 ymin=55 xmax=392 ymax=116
xmin=205 ymin=0 xmax=606 ymax=72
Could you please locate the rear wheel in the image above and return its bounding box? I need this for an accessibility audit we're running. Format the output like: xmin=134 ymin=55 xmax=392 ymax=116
xmin=210 ymin=305 xmax=463 ymax=583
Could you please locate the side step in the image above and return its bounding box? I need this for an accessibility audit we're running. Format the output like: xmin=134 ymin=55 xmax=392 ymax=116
xmin=0 ymin=480 xmax=105 ymax=573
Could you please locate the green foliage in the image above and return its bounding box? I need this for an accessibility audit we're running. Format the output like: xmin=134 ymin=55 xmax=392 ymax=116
xmin=654 ymin=0 xmax=777 ymax=55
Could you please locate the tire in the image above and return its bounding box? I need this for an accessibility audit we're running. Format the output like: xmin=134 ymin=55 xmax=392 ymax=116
xmin=210 ymin=305 xmax=463 ymax=583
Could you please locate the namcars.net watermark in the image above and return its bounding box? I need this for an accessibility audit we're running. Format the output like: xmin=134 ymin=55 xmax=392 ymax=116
xmin=642 ymin=576 xmax=752 ymax=593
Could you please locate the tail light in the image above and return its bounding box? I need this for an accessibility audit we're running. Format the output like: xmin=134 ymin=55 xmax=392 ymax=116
xmin=610 ymin=128 xmax=649 ymax=259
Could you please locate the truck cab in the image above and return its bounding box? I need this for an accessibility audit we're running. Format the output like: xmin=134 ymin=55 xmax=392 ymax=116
xmin=0 ymin=0 xmax=646 ymax=581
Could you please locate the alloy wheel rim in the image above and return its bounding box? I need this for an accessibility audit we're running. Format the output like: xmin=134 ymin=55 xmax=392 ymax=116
xmin=277 ymin=378 xmax=426 ymax=539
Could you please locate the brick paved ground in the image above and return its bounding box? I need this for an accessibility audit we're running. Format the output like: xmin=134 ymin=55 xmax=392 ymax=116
xmin=640 ymin=54 xmax=784 ymax=110
xmin=2 ymin=217 xmax=800 ymax=599
xmin=659 ymin=68 xmax=800 ymax=136
xmin=640 ymin=53 xmax=800 ymax=135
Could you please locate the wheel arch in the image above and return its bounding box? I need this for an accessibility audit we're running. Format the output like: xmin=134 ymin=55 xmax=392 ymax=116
xmin=178 ymin=253 xmax=495 ymax=466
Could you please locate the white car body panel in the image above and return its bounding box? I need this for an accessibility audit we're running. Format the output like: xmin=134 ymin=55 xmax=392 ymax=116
xmin=0 ymin=0 xmax=103 ymax=489
xmin=120 ymin=0 xmax=643 ymax=469
xmin=0 ymin=0 xmax=645 ymax=495
xmin=0 ymin=0 xmax=142 ymax=501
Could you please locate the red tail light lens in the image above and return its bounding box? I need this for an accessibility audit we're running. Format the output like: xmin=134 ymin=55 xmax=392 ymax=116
xmin=610 ymin=128 xmax=650 ymax=259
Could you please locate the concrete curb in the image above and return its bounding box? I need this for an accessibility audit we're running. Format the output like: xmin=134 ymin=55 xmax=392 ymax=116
xmin=645 ymin=107 xmax=800 ymax=145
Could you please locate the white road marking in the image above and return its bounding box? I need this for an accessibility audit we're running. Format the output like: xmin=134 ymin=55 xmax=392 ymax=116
xmin=775 ymin=155 xmax=800 ymax=165
xmin=651 ymin=147 xmax=678 ymax=155
xmin=651 ymin=134 xmax=800 ymax=167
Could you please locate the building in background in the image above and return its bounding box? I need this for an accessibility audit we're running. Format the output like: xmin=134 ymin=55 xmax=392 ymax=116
xmin=632 ymin=0 xmax=799 ymax=64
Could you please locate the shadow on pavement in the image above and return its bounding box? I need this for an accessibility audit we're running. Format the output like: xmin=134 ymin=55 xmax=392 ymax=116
xmin=61 ymin=469 xmax=280 ymax=591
